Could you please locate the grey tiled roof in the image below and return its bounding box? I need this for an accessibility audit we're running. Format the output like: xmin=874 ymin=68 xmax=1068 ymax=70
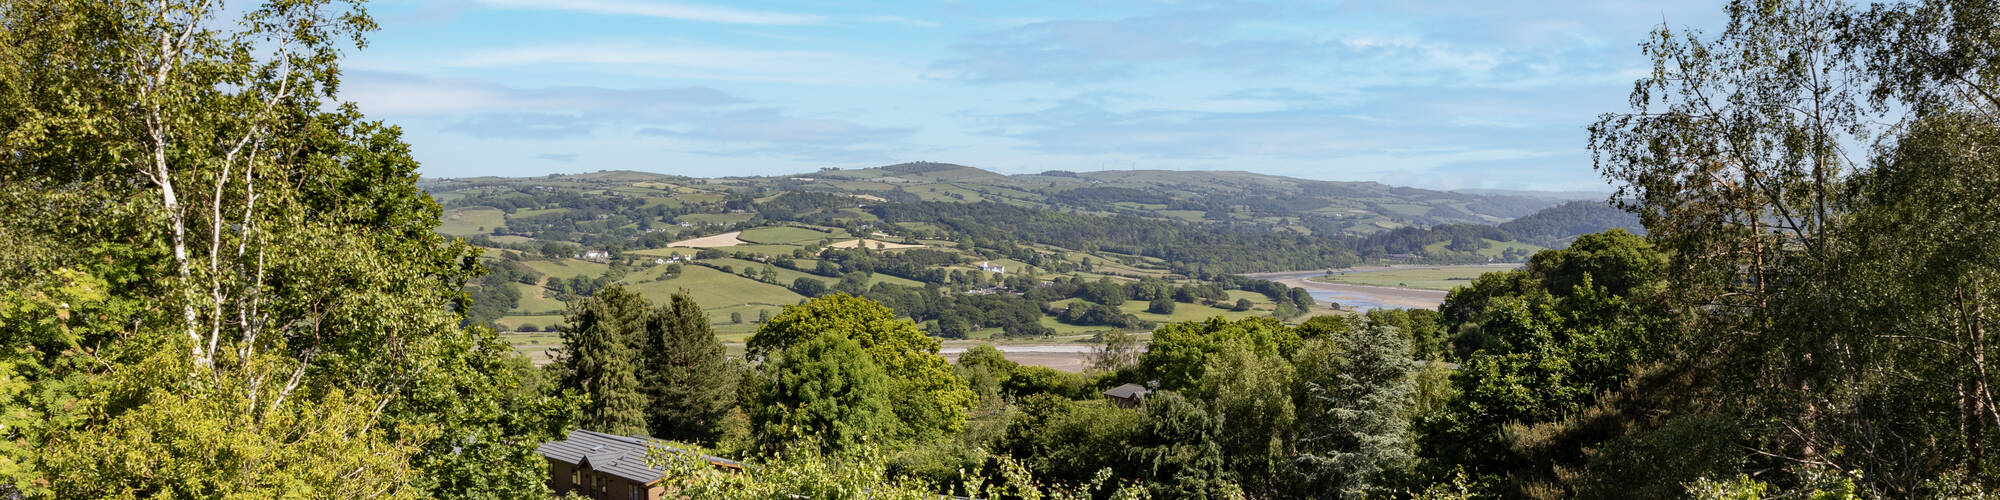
xmin=538 ymin=429 xmax=742 ymax=484
xmin=1103 ymin=383 xmax=1151 ymax=399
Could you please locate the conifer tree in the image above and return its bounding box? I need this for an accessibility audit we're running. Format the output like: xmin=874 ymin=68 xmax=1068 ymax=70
xmin=642 ymin=291 xmax=737 ymax=443
xmin=560 ymin=285 xmax=649 ymax=435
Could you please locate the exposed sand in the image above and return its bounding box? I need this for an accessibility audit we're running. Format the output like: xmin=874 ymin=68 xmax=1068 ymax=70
xmin=668 ymin=231 xmax=746 ymax=248
xmin=827 ymin=238 xmax=924 ymax=250
xmin=940 ymin=345 xmax=1095 ymax=372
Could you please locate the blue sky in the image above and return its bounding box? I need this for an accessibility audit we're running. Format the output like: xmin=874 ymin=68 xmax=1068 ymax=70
xmin=346 ymin=0 xmax=1727 ymax=191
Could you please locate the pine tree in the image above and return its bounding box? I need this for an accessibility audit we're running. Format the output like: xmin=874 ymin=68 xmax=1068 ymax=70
xmin=1293 ymin=325 xmax=1415 ymax=498
xmin=560 ymin=285 xmax=649 ymax=435
xmin=642 ymin=291 xmax=737 ymax=443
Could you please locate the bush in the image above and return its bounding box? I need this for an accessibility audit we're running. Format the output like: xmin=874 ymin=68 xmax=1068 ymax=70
xmin=516 ymin=324 xmax=540 ymax=333
xmin=1147 ymin=298 xmax=1176 ymax=315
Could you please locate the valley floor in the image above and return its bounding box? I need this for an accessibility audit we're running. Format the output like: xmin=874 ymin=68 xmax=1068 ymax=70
xmin=1245 ymin=264 xmax=1519 ymax=310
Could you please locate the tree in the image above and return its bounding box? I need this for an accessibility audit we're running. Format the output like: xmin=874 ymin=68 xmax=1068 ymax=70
xmin=744 ymin=333 xmax=895 ymax=456
xmin=792 ymin=277 xmax=829 ymax=297
xmin=731 ymin=311 xmax=743 ymax=324
xmin=0 ymin=0 xmax=567 ymax=495
xmin=559 ymin=285 xmax=649 ymax=436
xmin=749 ymin=295 xmax=976 ymax=441
xmin=1294 ymin=327 xmax=1416 ymax=499
xmin=1129 ymin=392 xmax=1242 ymax=498
xmin=1198 ymin=340 xmax=1296 ymax=494
xmin=1142 ymin=317 xmax=1301 ymax=391
xmin=1584 ymin=0 xmax=2000 ymax=493
xmin=642 ymin=291 xmax=737 ymax=443
xmin=1233 ymin=298 xmax=1255 ymax=311
xmin=1091 ymin=329 xmax=1142 ymax=373
xmin=1148 ymin=297 xmax=1176 ymax=315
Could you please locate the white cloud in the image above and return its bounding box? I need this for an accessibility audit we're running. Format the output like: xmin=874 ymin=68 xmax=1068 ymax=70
xmin=340 ymin=71 xmax=742 ymax=117
xmin=449 ymin=43 xmax=924 ymax=85
xmin=473 ymin=0 xmax=823 ymax=26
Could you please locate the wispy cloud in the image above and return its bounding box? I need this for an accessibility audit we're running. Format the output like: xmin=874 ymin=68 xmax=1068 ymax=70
xmin=450 ymin=43 xmax=923 ymax=85
xmin=443 ymin=113 xmax=601 ymax=139
xmin=638 ymin=108 xmax=913 ymax=145
xmin=343 ymin=71 xmax=743 ymax=117
xmin=473 ymin=0 xmax=824 ymax=26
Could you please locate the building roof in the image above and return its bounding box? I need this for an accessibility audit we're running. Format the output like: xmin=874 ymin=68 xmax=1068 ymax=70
xmin=538 ymin=429 xmax=742 ymax=484
xmin=1103 ymin=383 xmax=1151 ymax=399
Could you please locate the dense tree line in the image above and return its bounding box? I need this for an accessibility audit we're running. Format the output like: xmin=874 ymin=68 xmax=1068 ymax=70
xmin=873 ymin=201 xmax=1370 ymax=273
xmin=557 ymin=287 xmax=739 ymax=443
xmin=1497 ymin=200 xmax=1643 ymax=247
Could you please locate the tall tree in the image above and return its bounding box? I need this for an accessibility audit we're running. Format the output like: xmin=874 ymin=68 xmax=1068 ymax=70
xmin=0 ymin=0 xmax=572 ymax=496
xmin=749 ymin=294 xmax=975 ymax=441
xmin=743 ymin=332 xmax=895 ymax=456
xmin=1588 ymin=0 xmax=2000 ymax=494
xmin=559 ymin=285 xmax=648 ymax=435
xmin=1294 ymin=326 xmax=1416 ymax=499
xmin=642 ymin=291 xmax=736 ymax=443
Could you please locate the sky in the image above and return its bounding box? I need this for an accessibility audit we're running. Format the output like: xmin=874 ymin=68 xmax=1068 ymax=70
xmin=345 ymin=0 xmax=1729 ymax=191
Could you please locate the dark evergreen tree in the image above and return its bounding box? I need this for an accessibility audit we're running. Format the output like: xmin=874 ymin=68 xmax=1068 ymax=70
xmin=1293 ymin=326 xmax=1415 ymax=498
xmin=559 ymin=285 xmax=649 ymax=435
xmin=641 ymin=291 xmax=737 ymax=443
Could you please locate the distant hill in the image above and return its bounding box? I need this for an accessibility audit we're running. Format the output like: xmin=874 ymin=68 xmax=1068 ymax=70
xmin=418 ymin=163 xmax=1647 ymax=345
xmin=1498 ymin=200 xmax=1644 ymax=246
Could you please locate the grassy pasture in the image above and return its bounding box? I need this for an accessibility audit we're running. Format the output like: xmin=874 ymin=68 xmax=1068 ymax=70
xmin=521 ymin=259 xmax=609 ymax=281
xmin=437 ymin=207 xmax=505 ymax=236
xmin=627 ymin=265 xmax=805 ymax=313
xmin=513 ymin=282 xmax=567 ymax=313
xmin=1309 ymin=266 xmax=1509 ymax=291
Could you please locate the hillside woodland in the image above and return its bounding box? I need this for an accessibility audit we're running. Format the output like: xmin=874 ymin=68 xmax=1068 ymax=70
xmin=2 ymin=0 xmax=1998 ymax=498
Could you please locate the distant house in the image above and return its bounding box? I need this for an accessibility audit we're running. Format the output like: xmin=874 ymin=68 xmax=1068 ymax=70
xmin=579 ymin=249 xmax=610 ymax=260
xmin=979 ymin=261 xmax=1005 ymax=273
xmin=1103 ymin=383 xmax=1152 ymax=409
xmin=538 ymin=429 xmax=741 ymax=499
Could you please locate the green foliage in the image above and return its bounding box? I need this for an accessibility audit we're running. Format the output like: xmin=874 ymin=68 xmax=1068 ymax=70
xmin=1293 ymin=326 xmax=1416 ymax=499
xmin=745 ymin=333 xmax=896 ymax=456
xmin=1141 ymin=317 xmax=1302 ymax=391
xmin=642 ymin=291 xmax=737 ymax=443
xmin=1128 ymin=392 xmax=1243 ymax=498
xmin=557 ymin=285 xmax=649 ymax=436
xmin=1198 ymin=341 xmax=1296 ymax=494
xmin=1583 ymin=0 xmax=2000 ymax=494
xmin=649 ymin=442 xmax=1152 ymax=500
xmin=0 ymin=1 xmax=576 ymax=496
xmin=997 ymin=395 xmax=1145 ymax=486
xmin=751 ymin=295 xmax=975 ymax=441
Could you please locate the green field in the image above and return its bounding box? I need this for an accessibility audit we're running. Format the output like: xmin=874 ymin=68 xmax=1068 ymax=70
xmin=512 ymin=282 xmax=566 ymax=314
xmin=723 ymin=244 xmax=806 ymax=256
xmin=1309 ymin=266 xmax=1514 ymax=291
xmin=1421 ymin=238 xmax=1546 ymax=259
xmin=1116 ymin=298 xmax=1268 ymax=324
xmin=738 ymin=226 xmax=835 ymax=245
xmin=626 ymin=265 xmax=805 ymax=314
xmin=437 ymin=207 xmax=505 ymax=236
xmin=521 ymin=259 xmax=608 ymax=280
